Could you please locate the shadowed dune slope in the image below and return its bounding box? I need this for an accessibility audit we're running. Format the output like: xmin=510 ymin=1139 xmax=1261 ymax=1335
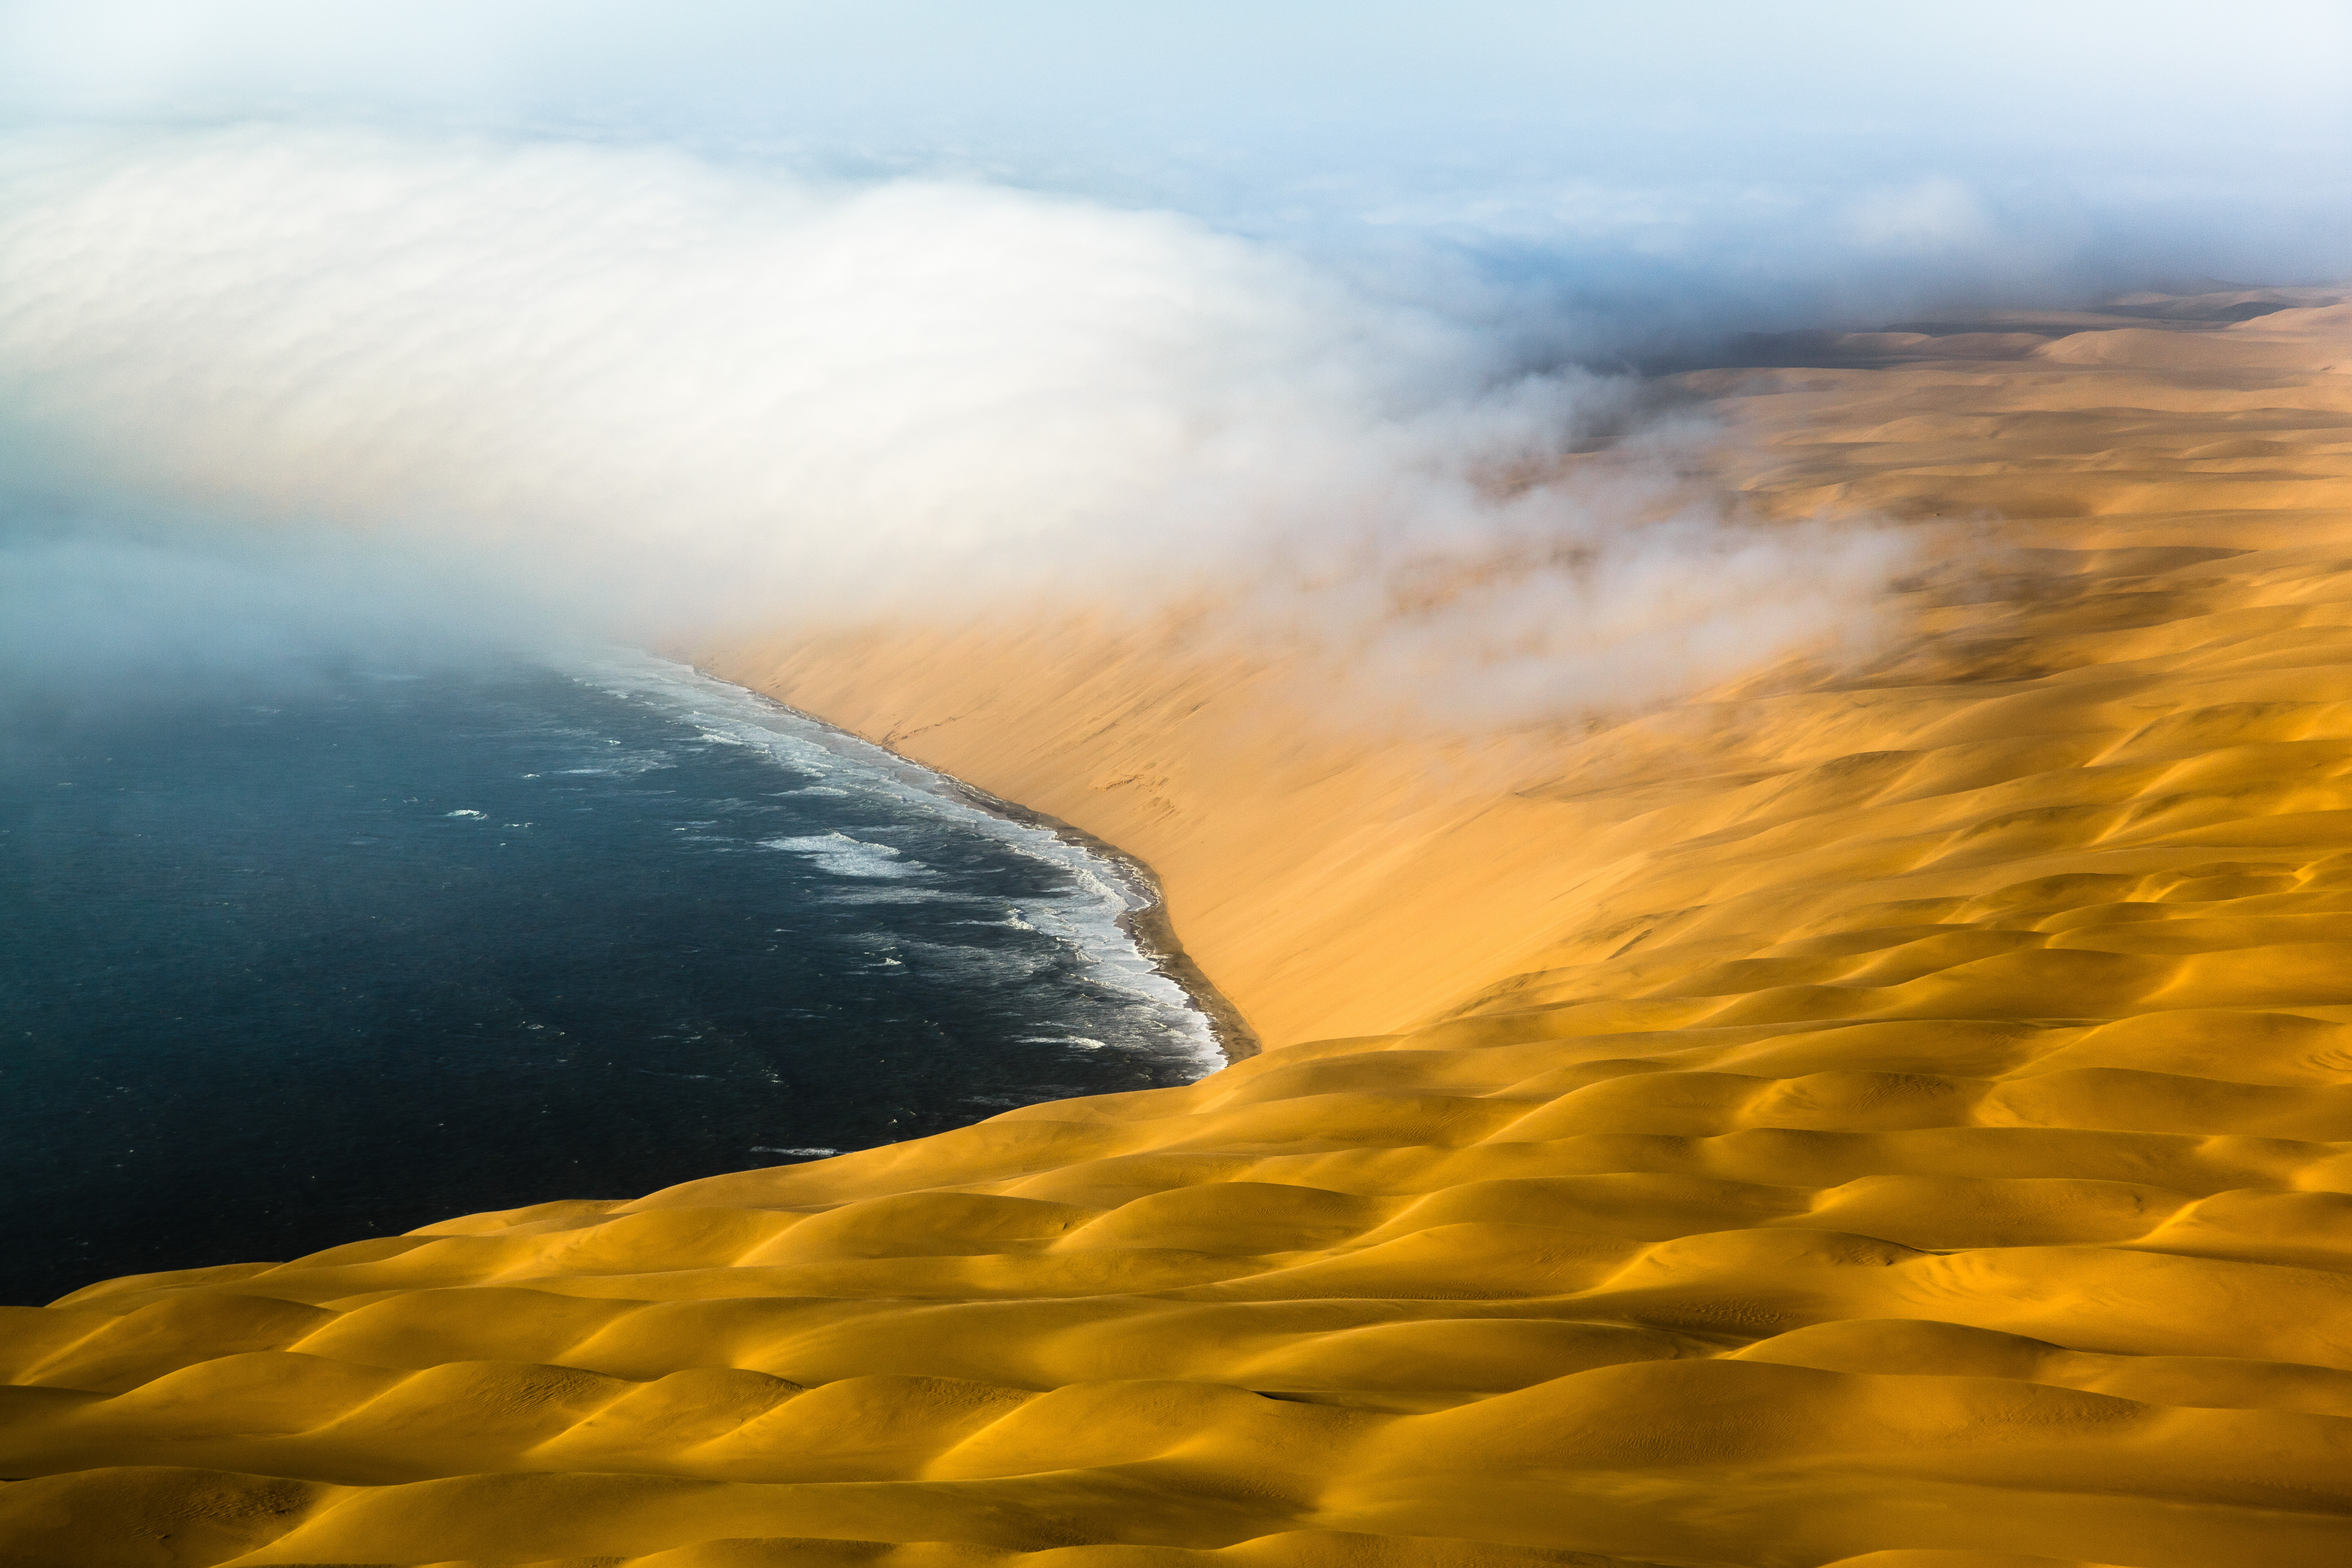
xmin=5 ymin=294 xmax=2352 ymax=1566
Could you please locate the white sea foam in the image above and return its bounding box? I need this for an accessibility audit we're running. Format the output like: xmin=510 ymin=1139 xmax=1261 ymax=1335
xmin=821 ymin=886 xmax=944 ymax=903
xmin=761 ymin=831 xmax=923 ymax=880
xmin=564 ymin=645 xmax=1222 ymax=1074
xmin=889 ymin=938 xmax=1049 ymax=985
xmin=950 ymin=908 xmax=1038 ymax=932
xmin=555 ymin=746 xmax=673 ymax=777
xmin=825 ymin=887 xmax=956 ymax=906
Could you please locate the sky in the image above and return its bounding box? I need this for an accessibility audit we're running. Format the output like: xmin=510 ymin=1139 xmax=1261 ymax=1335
xmin=0 ymin=2 xmax=2345 ymax=723
xmin=6 ymin=0 xmax=2348 ymax=299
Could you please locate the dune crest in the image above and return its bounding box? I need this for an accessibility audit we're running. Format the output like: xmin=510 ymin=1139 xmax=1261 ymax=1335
xmin=5 ymin=294 xmax=2352 ymax=1566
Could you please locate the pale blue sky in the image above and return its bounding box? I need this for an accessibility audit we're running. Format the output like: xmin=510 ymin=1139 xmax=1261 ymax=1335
xmin=4 ymin=4 xmax=2344 ymax=537
xmin=5 ymin=0 xmax=2347 ymax=293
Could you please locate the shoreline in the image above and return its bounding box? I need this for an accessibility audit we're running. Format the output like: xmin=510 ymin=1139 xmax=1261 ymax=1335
xmin=13 ymin=295 xmax=2352 ymax=1564
xmin=926 ymin=773 xmax=1265 ymax=1064
xmin=687 ymin=663 xmax=1261 ymax=1066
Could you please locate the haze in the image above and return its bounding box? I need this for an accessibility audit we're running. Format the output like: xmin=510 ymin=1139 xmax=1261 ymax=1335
xmin=0 ymin=2 xmax=2343 ymax=722
xmin=8 ymin=2 xmax=2347 ymax=296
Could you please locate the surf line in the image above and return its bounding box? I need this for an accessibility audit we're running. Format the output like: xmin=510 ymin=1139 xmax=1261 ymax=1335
xmin=582 ymin=646 xmax=1257 ymax=1066
xmin=914 ymin=765 xmax=1262 ymax=1066
xmin=709 ymin=663 xmax=1258 ymax=1064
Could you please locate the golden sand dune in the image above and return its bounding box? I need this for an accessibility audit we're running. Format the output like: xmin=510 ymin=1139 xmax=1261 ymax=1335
xmin=5 ymin=293 xmax=2352 ymax=1566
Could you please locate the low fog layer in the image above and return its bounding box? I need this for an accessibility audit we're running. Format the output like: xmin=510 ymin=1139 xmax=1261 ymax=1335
xmin=0 ymin=521 xmax=530 ymax=721
xmin=0 ymin=5 xmax=2340 ymax=722
xmin=0 ymin=129 xmax=1910 ymax=724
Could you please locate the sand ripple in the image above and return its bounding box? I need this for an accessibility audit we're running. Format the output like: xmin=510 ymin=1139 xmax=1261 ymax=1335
xmin=6 ymin=295 xmax=2352 ymax=1565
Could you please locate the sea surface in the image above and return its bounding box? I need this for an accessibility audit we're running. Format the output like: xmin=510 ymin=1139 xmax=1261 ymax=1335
xmin=0 ymin=650 xmax=1216 ymax=1306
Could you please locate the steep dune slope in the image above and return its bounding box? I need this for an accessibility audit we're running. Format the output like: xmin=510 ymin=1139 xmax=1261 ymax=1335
xmin=4 ymin=296 xmax=2350 ymax=1566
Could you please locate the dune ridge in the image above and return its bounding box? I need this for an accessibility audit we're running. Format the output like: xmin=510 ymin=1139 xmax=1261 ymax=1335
xmin=4 ymin=294 xmax=2352 ymax=1566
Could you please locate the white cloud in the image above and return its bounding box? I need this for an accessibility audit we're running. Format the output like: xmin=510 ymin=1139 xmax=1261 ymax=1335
xmin=0 ymin=127 xmax=1908 ymax=725
xmin=1841 ymin=178 xmax=2002 ymax=257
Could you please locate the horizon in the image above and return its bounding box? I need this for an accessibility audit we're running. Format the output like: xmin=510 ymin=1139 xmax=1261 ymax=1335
xmin=0 ymin=3 xmax=2346 ymax=725
xmin=4 ymin=1 xmax=2347 ymax=312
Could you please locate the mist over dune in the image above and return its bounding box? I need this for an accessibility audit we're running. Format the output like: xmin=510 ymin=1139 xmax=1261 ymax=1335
xmin=1 ymin=5 xmax=2342 ymax=721
xmin=0 ymin=127 xmax=1915 ymax=724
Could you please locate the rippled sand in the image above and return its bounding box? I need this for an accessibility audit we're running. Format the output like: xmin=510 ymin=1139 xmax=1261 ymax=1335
xmin=5 ymin=293 xmax=2350 ymax=1566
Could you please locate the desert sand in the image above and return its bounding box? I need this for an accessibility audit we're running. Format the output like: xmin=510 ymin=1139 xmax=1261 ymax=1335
xmin=4 ymin=292 xmax=2351 ymax=1566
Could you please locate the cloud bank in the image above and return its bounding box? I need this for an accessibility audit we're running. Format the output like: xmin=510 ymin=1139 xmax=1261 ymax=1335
xmin=1 ymin=5 xmax=2341 ymax=722
xmin=0 ymin=527 xmax=507 ymax=720
xmin=0 ymin=127 xmax=1908 ymax=724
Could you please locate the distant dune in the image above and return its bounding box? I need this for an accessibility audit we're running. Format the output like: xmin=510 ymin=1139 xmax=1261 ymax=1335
xmin=5 ymin=292 xmax=2351 ymax=1566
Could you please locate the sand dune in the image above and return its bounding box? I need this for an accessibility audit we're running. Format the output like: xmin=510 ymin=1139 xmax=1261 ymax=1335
xmin=5 ymin=292 xmax=2352 ymax=1565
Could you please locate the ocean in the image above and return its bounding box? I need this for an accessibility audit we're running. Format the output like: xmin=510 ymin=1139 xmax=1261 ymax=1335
xmin=0 ymin=650 xmax=1217 ymax=1306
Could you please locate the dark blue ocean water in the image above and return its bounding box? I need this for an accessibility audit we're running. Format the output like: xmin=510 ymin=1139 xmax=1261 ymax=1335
xmin=0 ymin=650 xmax=1214 ymax=1306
